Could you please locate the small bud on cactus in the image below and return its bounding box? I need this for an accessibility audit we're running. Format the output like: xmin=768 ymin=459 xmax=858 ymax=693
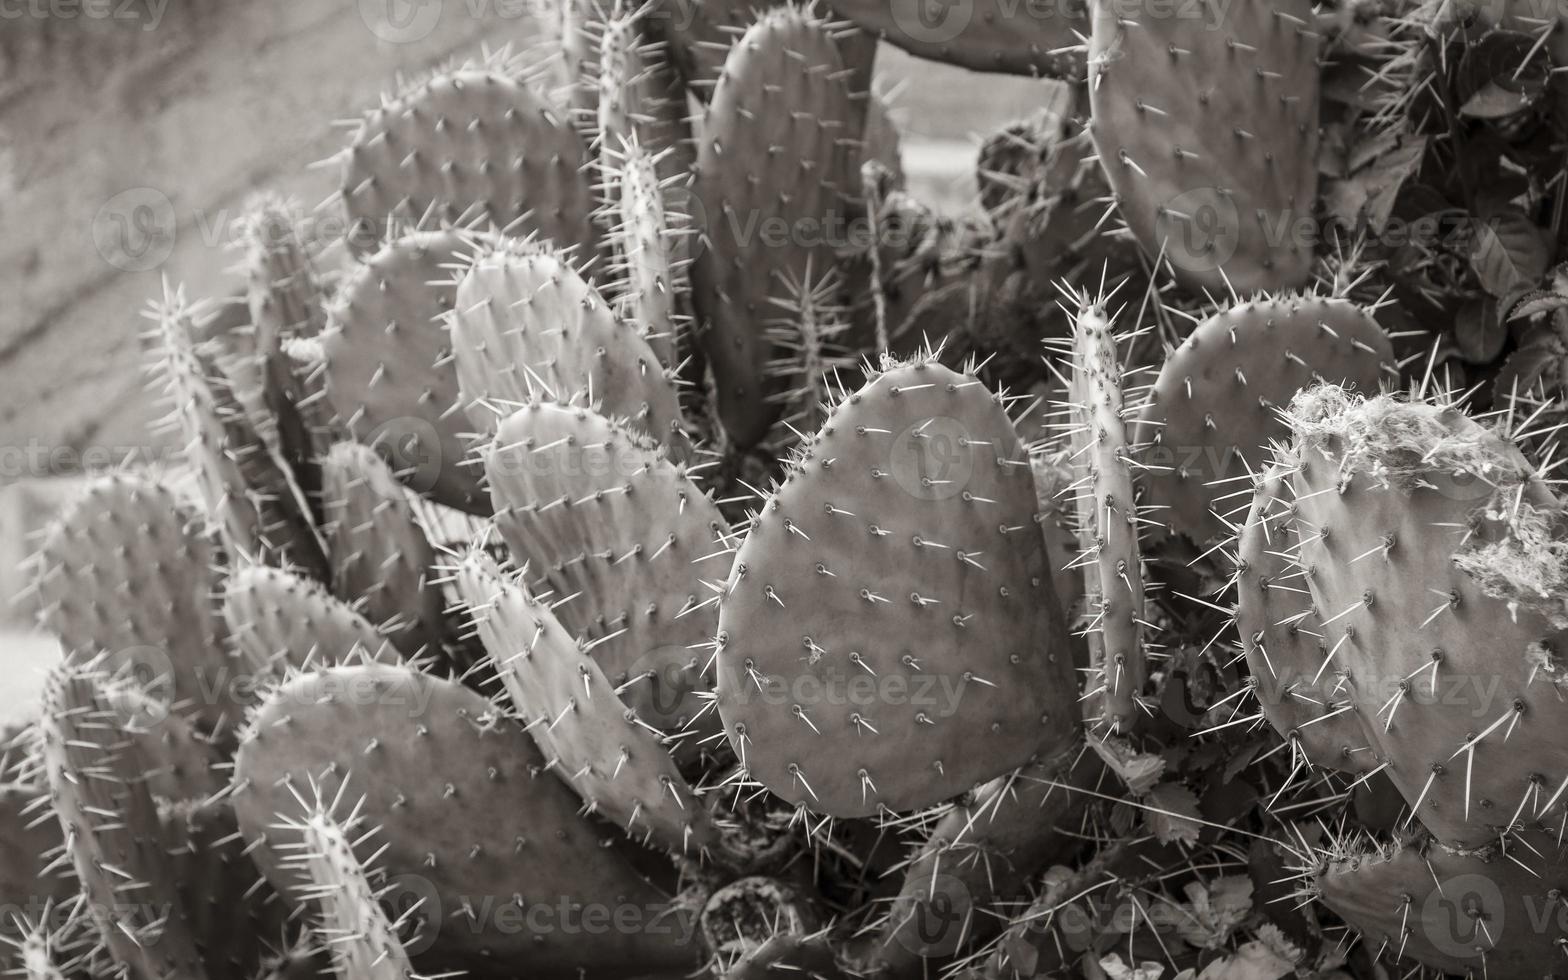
xmin=716 ymin=354 xmax=1078 ymax=817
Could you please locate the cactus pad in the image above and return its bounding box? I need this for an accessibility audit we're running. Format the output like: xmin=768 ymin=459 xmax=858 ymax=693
xmin=715 ymin=357 xmax=1078 ymax=816
xmin=486 ymin=402 xmax=731 ymax=734
xmin=1138 ymin=296 xmax=1394 ymax=544
xmin=1088 ymin=0 xmax=1321 ymax=293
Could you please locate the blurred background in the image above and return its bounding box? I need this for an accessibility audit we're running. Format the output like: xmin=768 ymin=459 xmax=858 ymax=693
xmin=0 ymin=0 xmax=1061 ymax=718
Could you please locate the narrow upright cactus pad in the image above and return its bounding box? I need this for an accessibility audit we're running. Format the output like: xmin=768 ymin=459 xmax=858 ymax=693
xmin=1234 ymin=466 xmax=1379 ymax=773
xmin=34 ymin=475 xmax=240 ymax=737
xmin=150 ymin=286 xmax=326 ymax=578
xmin=321 ymin=442 xmax=445 ymax=657
xmin=823 ymin=0 xmax=1085 ymax=78
xmin=39 ymin=664 xmax=203 ymax=980
xmin=232 ymin=664 xmax=700 ymax=976
xmin=1088 ymin=0 xmax=1321 ymax=293
xmin=238 ymin=195 xmax=333 ymax=485
xmin=339 ymin=64 xmax=599 ymax=257
xmin=486 ymin=402 xmax=731 ymax=734
xmin=455 ymin=555 xmax=729 ymax=857
xmin=1137 ymin=296 xmax=1394 ymax=544
xmin=223 ymin=564 xmax=403 ymax=673
xmin=1316 ymin=832 xmax=1568 ymax=976
xmin=288 ymin=808 xmax=415 ymax=980
xmin=690 ymin=7 xmax=862 ymax=448
xmin=450 ymin=241 xmax=684 ymax=451
xmin=1277 ymin=387 xmax=1568 ymax=846
xmin=716 ymin=358 xmax=1078 ymax=817
xmin=594 ymin=13 xmax=694 ymax=202
xmin=604 ymin=137 xmax=684 ymax=373
xmin=323 ymin=229 xmax=487 ymax=514
xmin=1066 ymin=303 xmax=1147 ymax=733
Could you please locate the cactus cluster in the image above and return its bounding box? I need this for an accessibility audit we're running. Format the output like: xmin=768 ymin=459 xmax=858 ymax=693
xmin=12 ymin=0 xmax=1568 ymax=977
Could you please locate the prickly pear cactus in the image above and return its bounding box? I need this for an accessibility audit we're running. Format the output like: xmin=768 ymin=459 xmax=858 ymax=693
xmin=337 ymin=55 xmax=600 ymax=258
xmin=1088 ymin=0 xmax=1321 ymax=293
xmin=322 ymin=228 xmax=487 ymax=514
xmin=222 ymin=563 xmax=402 ymax=672
xmin=449 ymin=239 xmax=685 ymax=451
xmin=1253 ymin=385 xmax=1568 ymax=846
xmin=320 ymin=442 xmax=445 ymax=657
xmin=1315 ymin=830 xmax=1568 ymax=975
xmin=283 ymin=804 xmax=415 ymax=980
xmin=602 ymin=136 xmax=685 ymax=372
xmin=690 ymin=5 xmax=862 ymax=448
xmin=1138 ymin=296 xmax=1395 ymax=544
xmin=1234 ymin=466 xmax=1381 ymax=775
xmin=454 ymin=553 xmax=733 ymax=858
xmin=232 ymin=663 xmax=702 ymax=977
xmin=1061 ymin=299 xmax=1148 ymax=734
xmin=715 ymin=355 xmax=1079 ymax=816
xmin=149 ymin=284 xmax=327 ymax=578
xmin=33 ymin=474 xmax=241 ymax=738
xmin=39 ymin=661 xmax=206 ymax=980
xmin=486 ymin=401 xmax=730 ymax=734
